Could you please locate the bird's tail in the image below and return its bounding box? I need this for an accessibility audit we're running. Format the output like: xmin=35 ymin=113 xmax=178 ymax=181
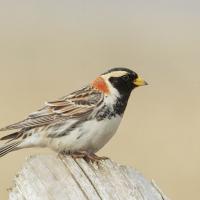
xmin=0 ymin=141 xmax=21 ymax=157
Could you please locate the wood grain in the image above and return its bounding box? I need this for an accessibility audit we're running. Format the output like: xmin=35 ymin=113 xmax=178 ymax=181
xmin=9 ymin=155 xmax=169 ymax=200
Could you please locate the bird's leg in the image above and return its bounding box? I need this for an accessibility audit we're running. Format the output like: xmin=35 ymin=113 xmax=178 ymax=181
xmin=58 ymin=150 xmax=87 ymax=161
xmin=70 ymin=150 xmax=109 ymax=163
xmin=70 ymin=151 xmax=88 ymax=159
xmin=89 ymin=153 xmax=109 ymax=161
xmin=57 ymin=150 xmax=108 ymax=163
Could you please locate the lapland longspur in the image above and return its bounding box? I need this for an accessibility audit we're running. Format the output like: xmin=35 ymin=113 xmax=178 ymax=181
xmin=0 ymin=67 xmax=147 ymax=161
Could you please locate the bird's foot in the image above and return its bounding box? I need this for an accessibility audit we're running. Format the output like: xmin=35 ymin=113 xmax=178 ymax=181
xmin=70 ymin=151 xmax=109 ymax=163
xmin=88 ymin=153 xmax=109 ymax=161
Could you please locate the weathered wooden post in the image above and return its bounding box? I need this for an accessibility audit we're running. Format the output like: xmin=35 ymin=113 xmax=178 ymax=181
xmin=9 ymin=155 xmax=169 ymax=200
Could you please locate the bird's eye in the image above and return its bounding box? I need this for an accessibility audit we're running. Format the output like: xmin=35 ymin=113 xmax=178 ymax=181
xmin=122 ymin=75 xmax=130 ymax=81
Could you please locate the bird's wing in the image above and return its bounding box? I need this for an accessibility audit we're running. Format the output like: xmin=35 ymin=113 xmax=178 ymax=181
xmin=0 ymin=86 xmax=104 ymax=131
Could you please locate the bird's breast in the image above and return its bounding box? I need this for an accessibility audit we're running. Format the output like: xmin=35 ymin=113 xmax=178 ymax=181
xmin=46 ymin=115 xmax=122 ymax=153
xmin=73 ymin=115 xmax=122 ymax=152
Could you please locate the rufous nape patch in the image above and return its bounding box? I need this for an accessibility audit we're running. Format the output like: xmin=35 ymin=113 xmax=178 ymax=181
xmin=91 ymin=77 xmax=110 ymax=94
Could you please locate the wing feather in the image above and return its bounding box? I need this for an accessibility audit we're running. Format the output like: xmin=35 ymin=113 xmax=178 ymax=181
xmin=0 ymin=86 xmax=103 ymax=131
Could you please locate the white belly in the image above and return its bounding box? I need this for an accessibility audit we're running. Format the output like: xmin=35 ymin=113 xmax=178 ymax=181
xmin=49 ymin=115 xmax=122 ymax=153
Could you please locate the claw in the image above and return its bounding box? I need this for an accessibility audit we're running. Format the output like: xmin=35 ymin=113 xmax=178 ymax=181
xmin=90 ymin=153 xmax=109 ymax=161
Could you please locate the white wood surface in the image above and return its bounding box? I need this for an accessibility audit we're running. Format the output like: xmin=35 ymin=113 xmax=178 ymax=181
xmin=9 ymin=155 xmax=169 ymax=200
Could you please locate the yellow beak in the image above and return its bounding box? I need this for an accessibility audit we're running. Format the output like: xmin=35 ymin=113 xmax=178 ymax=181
xmin=133 ymin=76 xmax=148 ymax=86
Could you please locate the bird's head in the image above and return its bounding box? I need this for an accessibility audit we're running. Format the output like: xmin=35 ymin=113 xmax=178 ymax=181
xmin=92 ymin=67 xmax=148 ymax=96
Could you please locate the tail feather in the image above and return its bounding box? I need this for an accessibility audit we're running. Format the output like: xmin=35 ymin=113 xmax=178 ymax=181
xmin=0 ymin=141 xmax=21 ymax=157
xmin=0 ymin=131 xmax=23 ymax=141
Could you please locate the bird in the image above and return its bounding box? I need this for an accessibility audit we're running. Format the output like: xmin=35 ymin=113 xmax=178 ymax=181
xmin=0 ymin=67 xmax=147 ymax=161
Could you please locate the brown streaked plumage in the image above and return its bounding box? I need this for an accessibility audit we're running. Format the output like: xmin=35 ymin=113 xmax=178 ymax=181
xmin=0 ymin=86 xmax=103 ymax=131
xmin=0 ymin=67 xmax=147 ymax=161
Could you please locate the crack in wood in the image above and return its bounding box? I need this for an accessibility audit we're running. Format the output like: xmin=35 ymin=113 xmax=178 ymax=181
xmin=74 ymin=159 xmax=103 ymax=200
xmin=9 ymin=155 xmax=169 ymax=200
xmin=61 ymin=158 xmax=90 ymax=200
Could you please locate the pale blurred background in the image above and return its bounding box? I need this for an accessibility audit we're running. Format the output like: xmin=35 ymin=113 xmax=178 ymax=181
xmin=0 ymin=0 xmax=199 ymax=199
